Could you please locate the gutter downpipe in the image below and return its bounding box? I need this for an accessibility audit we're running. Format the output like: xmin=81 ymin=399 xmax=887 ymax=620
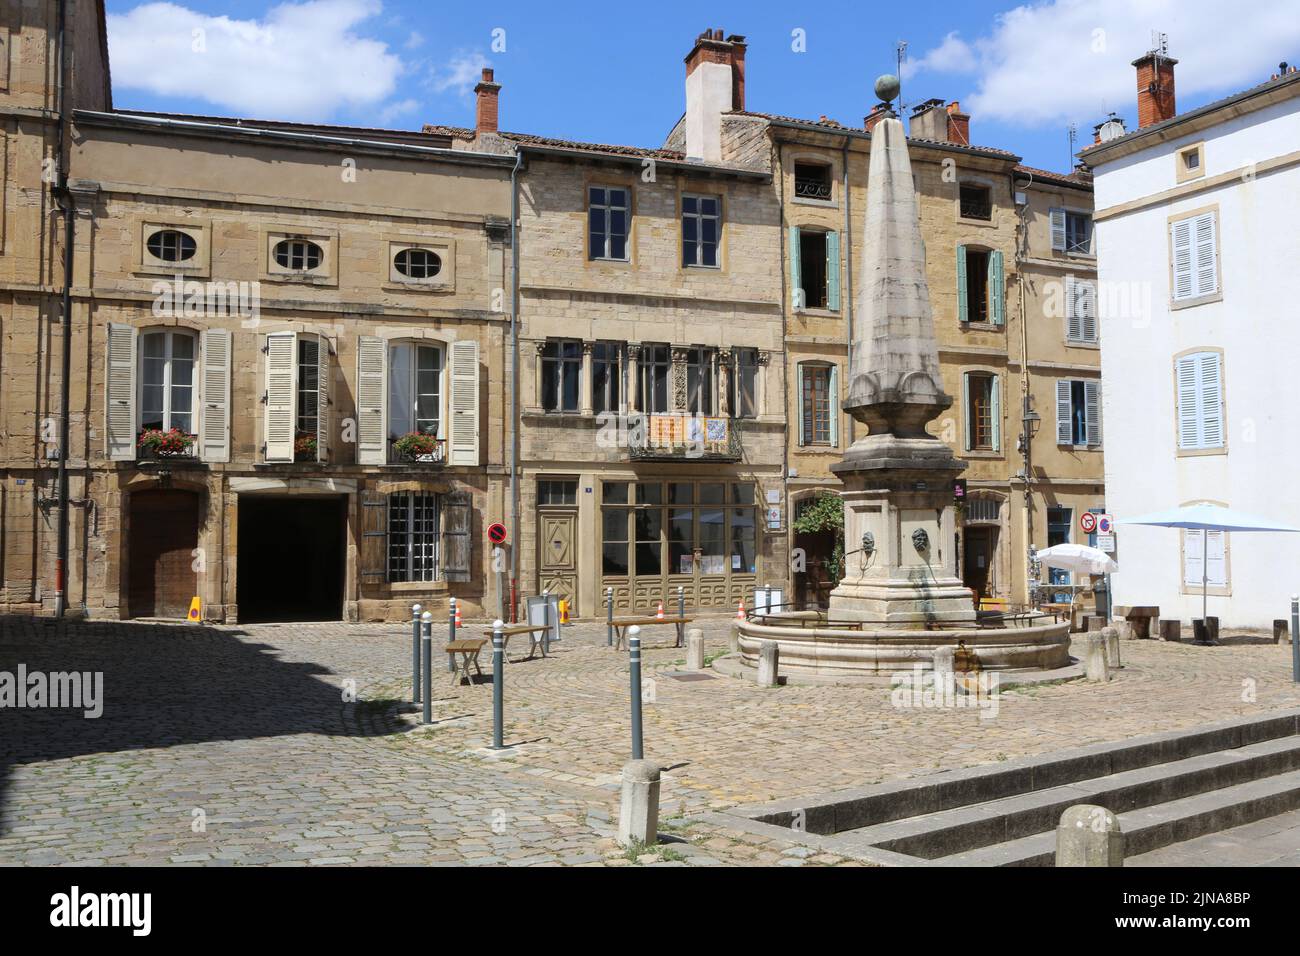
xmin=508 ymin=147 xmax=523 ymax=622
xmin=54 ymin=0 xmax=74 ymax=618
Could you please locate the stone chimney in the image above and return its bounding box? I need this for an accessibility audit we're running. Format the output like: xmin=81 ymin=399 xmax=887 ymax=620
xmin=474 ymin=68 xmax=501 ymax=133
xmin=684 ymin=29 xmax=747 ymax=161
xmin=1133 ymin=49 xmax=1177 ymax=128
xmin=909 ymin=99 xmax=969 ymax=144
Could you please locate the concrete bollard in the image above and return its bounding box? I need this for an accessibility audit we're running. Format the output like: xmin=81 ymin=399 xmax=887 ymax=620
xmin=1055 ymin=804 xmax=1124 ymax=866
xmin=1274 ymin=619 xmax=1288 ymax=645
xmin=1102 ymin=626 xmax=1122 ymax=669
xmin=1083 ymin=634 xmax=1110 ymax=681
xmin=617 ymin=760 xmax=661 ymax=847
xmin=1086 ymin=615 xmax=1105 ymax=632
xmin=685 ymin=627 xmax=705 ymax=670
xmin=1115 ymin=620 xmax=1134 ymax=641
xmin=729 ymin=622 xmax=740 ymax=653
xmin=1160 ymin=619 xmax=1182 ymax=642
xmin=756 ymin=640 xmax=780 ymax=688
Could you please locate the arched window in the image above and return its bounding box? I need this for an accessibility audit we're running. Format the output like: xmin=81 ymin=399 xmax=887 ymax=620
xmin=273 ymin=238 xmax=324 ymax=271
xmin=387 ymin=341 xmax=444 ymax=439
xmin=146 ymin=229 xmax=197 ymax=262
xmin=139 ymin=329 xmax=197 ymax=434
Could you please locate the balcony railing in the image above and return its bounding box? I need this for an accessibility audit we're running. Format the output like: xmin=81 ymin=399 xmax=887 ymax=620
xmin=794 ymin=177 xmax=833 ymax=201
xmin=387 ymin=435 xmax=447 ymax=466
xmin=136 ymin=429 xmax=198 ymax=461
xmin=627 ymin=414 xmax=743 ymax=462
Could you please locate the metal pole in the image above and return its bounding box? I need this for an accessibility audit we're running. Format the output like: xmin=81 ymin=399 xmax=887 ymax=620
xmin=542 ymin=588 xmax=551 ymax=655
xmin=677 ymin=585 xmax=685 ymax=647
xmin=1291 ymin=596 xmax=1299 ymax=684
xmin=421 ymin=611 xmax=433 ymax=724
xmin=764 ymin=583 xmax=772 ymax=614
xmin=492 ymin=620 xmax=505 ymax=750
xmin=447 ymin=597 xmax=457 ymax=673
xmin=1202 ymin=529 xmax=1209 ymax=626
xmin=606 ymin=586 xmax=614 ymax=647
xmin=411 ymin=604 xmax=422 ymax=703
xmin=628 ymin=624 xmax=643 ymax=760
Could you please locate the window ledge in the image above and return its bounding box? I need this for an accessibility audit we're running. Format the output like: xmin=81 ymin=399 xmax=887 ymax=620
xmin=1057 ymin=443 xmax=1103 ymax=451
xmin=1171 ymin=292 xmax=1223 ymax=311
xmin=963 ymin=449 xmax=1004 ymax=459
xmin=1176 ymin=446 xmax=1228 ymax=458
xmin=960 ymin=322 xmax=1004 ymax=331
xmin=683 ymin=263 xmax=722 ymax=271
xmin=1065 ymin=340 xmax=1100 ymax=349
xmin=388 ymin=581 xmax=449 ymax=594
xmin=791 ymin=197 xmax=838 ymax=209
xmin=795 ymin=307 xmax=839 ymax=317
xmin=956 ymin=216 xmax=996 ymax=228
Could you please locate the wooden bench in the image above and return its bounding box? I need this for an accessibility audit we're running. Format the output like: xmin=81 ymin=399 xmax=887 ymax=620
xmin=610 ymin=615 xmax=694 ymax=650
xmin=481 ymin=624 xmax=552 ymax=661
xmin=446 ymin=639 xmax=488 ymax=686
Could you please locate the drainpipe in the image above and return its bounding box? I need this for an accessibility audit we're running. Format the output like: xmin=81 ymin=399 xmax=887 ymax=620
xmin=1013 ymin=171 xmax=1035 ymax=603
xmin=508 ymin=148 xmax=523 ymax=621
xmin=774 ymin=140 xmax=791 ymax=601
xmin=53 ymin=0 xmax=74 ymax=618
xmin=841 ymin=137 xmax=853 ymax=441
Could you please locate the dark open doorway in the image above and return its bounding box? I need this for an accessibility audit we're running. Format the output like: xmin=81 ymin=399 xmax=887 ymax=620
xmin=237 ymin=495 xmax=346 ymax=622
xmin=962 ymin=525 xmax=998 ymax=600
xmin=127 ymin=488 xmax=201 ymax=619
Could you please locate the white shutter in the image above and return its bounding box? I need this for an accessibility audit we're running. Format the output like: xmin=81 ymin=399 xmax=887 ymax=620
xmin=264 ymin=332 xmax=296 ymax=462
xmin=1176 ymin=354 xmax=1202 ymax=449
xmin=1065 ymin=276 xmax=1082 ymax=342
xmin=316 ymin=335 xmax=330 ymax=463
xmin=1206 ymin=530 xmax=1227 ymax=587
xmin=356 ymin=335 xmax=387 ymax=465
xmin=448 ymin=339 xmax=480 ymax=466
xmin=200 ymin=328 xmax=231 ymax=463
xmin=1184 ymin=530 xmax=1227 ymax=587
xmin=1049 ymin=208 xmax=1066 ymax=252
xmin=1171 ymin=217 xmax=1194 ymax=300
xmin=1084 ymin=380 xmax=1101 ymax=446
xmin=106 ymin=323 xmax=138 ymax=460
xmin=1055 ymin=380 xmax=1072 ymax=445
xmin=1183 ymin=530 xmax=1205 ymax=586
xmin=1194 ymin=212 xmax=1218 ymax=297
xmin=1199 ymin=352 xmax=1223 ymax=448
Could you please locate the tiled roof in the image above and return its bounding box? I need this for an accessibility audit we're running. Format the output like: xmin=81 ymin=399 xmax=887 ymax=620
xmin=729 ymin=109 xmax=1020 ymax=158
xmin=419 ymin=124 xmax=687 ymax=160
xmin=117 ymin=109 xmax=435 ymax=141
xmin=1013 ymin=164 xmax=1094 ymax=189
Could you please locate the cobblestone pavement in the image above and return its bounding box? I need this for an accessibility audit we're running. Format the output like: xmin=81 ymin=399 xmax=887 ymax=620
xmin=2 ymin=615 xmax=1298 ymax=866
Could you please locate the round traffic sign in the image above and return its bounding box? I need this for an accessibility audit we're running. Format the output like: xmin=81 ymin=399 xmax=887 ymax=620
xmin=1079 ymin=512 xmax=1098 ymax=534
xmin=487 ymin=522 xmax=508 ymax=544
xmin=1097 ymin=514 xmax=1114 ymax=534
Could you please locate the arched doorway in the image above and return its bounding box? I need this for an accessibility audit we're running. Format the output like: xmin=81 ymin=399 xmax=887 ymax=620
xmin=127 ymin=488 xmax=201 ymax=619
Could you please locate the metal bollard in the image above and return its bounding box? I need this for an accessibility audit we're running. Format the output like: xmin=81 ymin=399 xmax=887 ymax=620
xmin=491 ymin=620 xmax=505 ymax=750
xmin=606 ymin=587 xmax=615 ymax=647
xmin=628 ymin=624 xmax=644 ymax=760
xmin=764 ymin=583 xmax=772 ymax=614
xmin=421 ymin=611 xmax=433 ymax=724
xmin=677 ymin=585 xmax=685 ymax=647
xmin=447 ymin=597 xmax=457 ymax=673
xmin=1292 ymin=596 xmax=1299 ymax=683
xmin=542 ymin=588 xmax=551 ymax=655
xmin=411 ymin=604 xmax=422 ymax=704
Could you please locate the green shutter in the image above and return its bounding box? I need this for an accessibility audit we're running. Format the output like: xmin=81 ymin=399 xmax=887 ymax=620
xmin=829 ymin=364 xmax=840 ymax=447
xmin=989 ymin=250 xmax=1005 ymax=325
xmin=956 ymin=245 xmax=969 ymax=323
xmin=990 ymin=374 xmax=1001 ymax=451
xmin=961 ymin=372 xmax=971 ymax=450
xmin=826 ymin=231 xmax=841 ymax=311
xmin=796 ymin=363 xmax=806 ymax=446
xmin=789 ymin=227 xmax=802 ymax=310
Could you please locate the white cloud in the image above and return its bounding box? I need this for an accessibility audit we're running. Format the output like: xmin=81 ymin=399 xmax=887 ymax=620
xmin=903 ymin=0 xmax=1300 ymax=128
xmin=107 ymin=0 xmax=405 ymax=121
xmin=901 ymin=32 xmax=978 ymax=81
xmin=432 ymin=52 xmax=491 ymax=96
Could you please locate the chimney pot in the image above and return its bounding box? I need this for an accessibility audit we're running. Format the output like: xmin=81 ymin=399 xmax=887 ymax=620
xmin=474 ymin=67 xmax=501 ymax=134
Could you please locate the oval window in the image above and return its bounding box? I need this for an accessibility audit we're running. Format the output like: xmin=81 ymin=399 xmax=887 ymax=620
xmin=273 ymin=239 xmax=324 ymax=271
xmin=394 ymin=248 xmax=442 ymax=280
xmin=146 ymin=229 xmax=197 ymax=262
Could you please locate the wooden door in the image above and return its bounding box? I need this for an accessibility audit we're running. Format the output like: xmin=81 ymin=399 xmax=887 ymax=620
xmin=538 ymin=510 xmax=578 ymax=615
xmin=128 ymin=489 xmax=200 ymax=618
xmin=962 ymin=525 xmax=997 ymax=600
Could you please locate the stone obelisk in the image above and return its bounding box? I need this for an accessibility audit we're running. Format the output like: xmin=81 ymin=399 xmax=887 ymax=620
xmin=827 ymin=76 xmax=975 ymax=627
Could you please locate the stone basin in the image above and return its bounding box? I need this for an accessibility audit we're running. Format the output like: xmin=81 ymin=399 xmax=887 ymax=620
xmin=734 ymin=612 xmax=1071 ymax=676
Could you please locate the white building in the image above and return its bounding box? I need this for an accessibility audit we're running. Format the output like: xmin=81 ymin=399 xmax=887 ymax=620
xmin=1084 ymin=50 xmax=1300 ymax=627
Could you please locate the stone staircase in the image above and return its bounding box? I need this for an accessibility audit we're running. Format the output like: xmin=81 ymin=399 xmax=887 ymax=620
xmin=726 ymin=709 xmax=1300 ymax=866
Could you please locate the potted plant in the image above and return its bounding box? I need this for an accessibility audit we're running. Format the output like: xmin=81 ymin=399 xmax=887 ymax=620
xmin=294 ymin=432 xmax=318 ymax=462
xmin=137 ymin=427 xmax=195 ymax=459
xmin=391 ymin=431 xmax=442 ymax=463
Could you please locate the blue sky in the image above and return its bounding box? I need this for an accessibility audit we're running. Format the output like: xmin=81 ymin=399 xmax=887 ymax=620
xmin=103 ymin=0 xmax=1300 ymax=172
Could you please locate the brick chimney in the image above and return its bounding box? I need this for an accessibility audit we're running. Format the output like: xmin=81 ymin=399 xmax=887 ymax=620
xmin=864 ymin=103 xmax=891 ymax=133
xmin=1133 ymin=50 xmax=1177 ymax=128
xmin=945 ymin=101 xmax=970 ymax=145
xmin=684 ymin=29 xmax=747 ymax=161
xmin=474 ymin=67 xmax=501 ymax=133
xmin=909 ymin=99 xmax=970 ymax=144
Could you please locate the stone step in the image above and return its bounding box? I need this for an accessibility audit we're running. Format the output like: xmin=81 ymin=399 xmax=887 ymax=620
xmin=835 ymin=735 xmax=1300 ymax=860
xmin=935 ymin=767 xmax=1300 ymax=866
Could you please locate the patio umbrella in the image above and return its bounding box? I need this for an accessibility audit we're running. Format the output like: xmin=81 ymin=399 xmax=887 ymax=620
xmin=1117 ymin=503 xmax=1300 ymax=635
xmin=1036 ymin=543 xmax=1118 ymax=576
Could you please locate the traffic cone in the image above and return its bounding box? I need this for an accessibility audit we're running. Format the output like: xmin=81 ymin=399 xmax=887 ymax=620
xmin=454 ymin=601 xmax=463 ymax=627
xmin=656 ymin=600 xmax=665 ymax=620
xmin=736 ymin=599 xmax=746 ymax=621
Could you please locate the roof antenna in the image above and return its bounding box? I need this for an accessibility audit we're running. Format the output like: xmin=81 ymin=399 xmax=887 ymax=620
xmin=896 ymin=40 xmax=908 ymax=115
xmin=1067 ymin=122 xmax=1078 ymax=168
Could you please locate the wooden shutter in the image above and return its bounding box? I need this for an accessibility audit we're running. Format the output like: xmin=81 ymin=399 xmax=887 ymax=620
xmin=1049 ymin=208 xmax=1066 ymax=252
xmin=1176 ymin=354 xmax=1202 ymax=449
xmin=1084 ymin=379 xmax=1101 ymax=446
xmin=796 ymin=363 xmax=806 ymax=446
xmin=200 ymin=328 xmax=231 ymax=463
xmin=441 ymin=491 xmax=472 ymax=583
xmin=356 ymin=335 xmax=386 ymax=465
xmin=1194 ymin=212 xmax=1218 ymax=297
xmin=106 ymin=323 xmax=138 ymax=460
xmin=1184 ymin=529 xmax=1227 ymax=588
xmin=962 ymin=372 xmax=973 ymax=451
xmin=825 ymin=230 xmax=841 ymax=311
xmin=360 ymin=491 xmax=388 ymax=583
xmin=1206 ymin=531 xmax=1227 ymax=587
xmin=955 ymin=245 xmax=968 ymax=323
xmin=448 ymin=339 xmax=480 ymax=466
xmin=789 ymin=226 xmax=802 ymax=309
xmin=316 ymin=335 xmax=330 ymax=462
xmin=1065 ymin=276 xmax=1082 ymax=342
xmin=989 ymin=250 xmax=1005 ymax=325
xmin=1171 ymin=217 xmax=1194 ymax=300
xmin=828 ymin=363 xmax=840 ymax=447
xmin=1199 ymin=352 xmax=1223 ymax=448
xmin=1055 ymin=380 xmax=1072 ymax=445
xmin=1079 ymin=280 xmax=1097 ymax=342
xmin=990 ymin=374 xmax=1001 ymax=451
xmin=263 ymin=331 xmax=295 ymax=462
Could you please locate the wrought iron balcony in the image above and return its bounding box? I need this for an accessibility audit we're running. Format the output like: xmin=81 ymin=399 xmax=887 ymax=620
xmin=794 ymin=177 xmax=833 ymax=201
xmin=387 ymin=434 xmax=447 ymax=466
xmin=627 ymin=413 xmax=743 ymax=462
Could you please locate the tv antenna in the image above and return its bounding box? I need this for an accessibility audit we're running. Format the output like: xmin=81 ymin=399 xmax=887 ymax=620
xmin=896 ymin=40 xmax=908 ymax=113
xmin=1151 ymin=31 xmax=1168 ymax=57
xmin=1067 ymin=123 xmax=1078 ymax=166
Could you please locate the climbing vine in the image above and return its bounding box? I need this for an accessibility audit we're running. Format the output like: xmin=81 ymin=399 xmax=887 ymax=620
xmin=793 ymin=492 xmax=845 ymax=582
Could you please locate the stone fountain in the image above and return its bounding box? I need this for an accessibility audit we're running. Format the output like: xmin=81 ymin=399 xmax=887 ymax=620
xmin=734 ymin=76 xmax=1070 ymax=677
